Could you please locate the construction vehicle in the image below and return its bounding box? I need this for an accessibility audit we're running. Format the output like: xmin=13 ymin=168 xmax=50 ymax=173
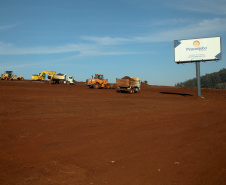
xmin=1 ymin=71 xmax=24 ymax=80
xmin=47 ymin=73 xmax=74 ymax=85
xmin=142 ymin=81 xmax=148 ymax=85
xmin=31 ymin=70 xmax=56 ymax=81
xmin=10 ymin=74 xmax=24 ymax=80
xmin=86 ymin=74 xmax=111 ymax=89
xmin=116 ymin=76 xmax=141 ymax=94
xmin=67 ymin=76 xmax=74 ymax=84
xmin=1 ymin=71 xmax=13 ymax=80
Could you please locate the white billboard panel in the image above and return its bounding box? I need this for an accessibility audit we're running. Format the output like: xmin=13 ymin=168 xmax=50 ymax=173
xmin=174 ymin=37 xmax=221 ymax=63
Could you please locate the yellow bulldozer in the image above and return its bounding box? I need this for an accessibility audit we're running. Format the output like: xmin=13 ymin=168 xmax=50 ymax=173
xmin=86 ymin=74 xmax=111 ymax=89
xmin=31 ymin=70 xmax=56 ymax=81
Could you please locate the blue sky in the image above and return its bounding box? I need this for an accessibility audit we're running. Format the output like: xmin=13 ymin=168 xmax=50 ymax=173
xmin=0 ymin=0 xmax=226 ymax=86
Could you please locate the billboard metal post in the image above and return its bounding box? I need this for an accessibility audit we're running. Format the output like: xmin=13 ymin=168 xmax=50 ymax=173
xmin=196 ymin=62 xmax=201 ymax=97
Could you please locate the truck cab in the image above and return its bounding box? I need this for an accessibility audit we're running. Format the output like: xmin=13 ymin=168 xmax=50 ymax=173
xmin=67 ymin=76 xmax=74 ymax=84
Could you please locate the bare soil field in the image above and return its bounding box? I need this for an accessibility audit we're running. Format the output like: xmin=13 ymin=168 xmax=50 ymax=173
xmin=0 ymin=80 xmax=226 ymax=185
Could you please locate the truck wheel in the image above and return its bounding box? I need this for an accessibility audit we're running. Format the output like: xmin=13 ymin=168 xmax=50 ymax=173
xmin=135 ymin=88 xmax=140 ymax=93
xmin=93 ymin=83 xmax=100 ymax=89
xmin=129 ymin=89 xmax=134 ymax=94
xmin=105 ymin=84 xmax=111 ymax=89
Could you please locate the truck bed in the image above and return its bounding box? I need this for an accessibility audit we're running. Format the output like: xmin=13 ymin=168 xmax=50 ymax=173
xmin=116 ymin=77 xmax=140 ymax=87
xmin=48 ymin=74 xmax=66 ymax=80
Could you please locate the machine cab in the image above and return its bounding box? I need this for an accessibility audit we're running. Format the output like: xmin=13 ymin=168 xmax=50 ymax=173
xmin=94 ymin=74 xmax=104 ymax=80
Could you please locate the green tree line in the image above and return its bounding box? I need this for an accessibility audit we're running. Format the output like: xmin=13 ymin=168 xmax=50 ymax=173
xmin=175 ymin=68 xmax=226 ymax=89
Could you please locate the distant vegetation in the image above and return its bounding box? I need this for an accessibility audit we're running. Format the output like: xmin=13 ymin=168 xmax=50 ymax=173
xmin=175 ymin=68 xmax=226 ymax=89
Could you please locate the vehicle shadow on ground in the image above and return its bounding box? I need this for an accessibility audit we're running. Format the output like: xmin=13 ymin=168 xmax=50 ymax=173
xmin=160 ymin=92 xmax=193 ymax=97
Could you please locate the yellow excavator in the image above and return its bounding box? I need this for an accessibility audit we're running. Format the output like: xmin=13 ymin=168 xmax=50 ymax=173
xmin=31 ymin=70 xmax=56 ymax=81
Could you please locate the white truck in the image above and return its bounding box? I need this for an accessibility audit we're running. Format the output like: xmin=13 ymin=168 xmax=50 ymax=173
xmin=116 ymin=76 xmax=140 ymax=94
xmin=48 ymin=73 xmax=74 ymax=84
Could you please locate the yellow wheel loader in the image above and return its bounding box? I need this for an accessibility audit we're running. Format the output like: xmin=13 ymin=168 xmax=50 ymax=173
xmin=86 ymin=74 xmax=111 ymax=89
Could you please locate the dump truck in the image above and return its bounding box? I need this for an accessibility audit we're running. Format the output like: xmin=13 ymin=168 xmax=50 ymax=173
xmin=116 ymin=76 xmax=140 ymax=94
xmin=86 ymin=74 xmax=111 ymax=89
xmin=1 ymin=71 xmax=24 ymax=80
xmin=48 ymin=73 xmax=74 ymax=85
xmin=31 ymin=70 xmax=56 ymax=81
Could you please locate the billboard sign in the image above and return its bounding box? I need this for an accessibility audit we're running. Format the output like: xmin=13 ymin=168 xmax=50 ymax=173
xmin=174 ymin=37 xmax=221 ymax=63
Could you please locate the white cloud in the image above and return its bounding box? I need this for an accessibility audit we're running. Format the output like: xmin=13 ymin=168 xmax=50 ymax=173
xmin=156 ymin=18 xmax=226 ymax=41
xmin=80 ymin=18 xmax=226 ymax=44
xmin=0 ymin=41 xmax=138 ymax=58
xmin=168 ymin=0 xmax=226 ymax=15
xmin=0 ymin=42 xmax=82 ymax=55
xmin=80 ymin=36 xmax=131 ymax=45
xmin=0 ymin=18 xmax=225 ymax=56
xmin=121 ymin=0 xmax=226 ymax=15
xmin=0 ymin=62 xmax=40 ymax=71
xmin=0 ymin=23 xmax=19 ymax=30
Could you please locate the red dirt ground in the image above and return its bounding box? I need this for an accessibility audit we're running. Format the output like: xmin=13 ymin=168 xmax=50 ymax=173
xmin=0 ymin=80 xmax=226 ymax=185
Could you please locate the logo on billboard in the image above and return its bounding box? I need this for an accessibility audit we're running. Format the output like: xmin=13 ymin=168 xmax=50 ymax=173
xmin=186 ymin=40 xmax=207 ymax=52
xmin=193 ymin=40 xmax=200 ymax=47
